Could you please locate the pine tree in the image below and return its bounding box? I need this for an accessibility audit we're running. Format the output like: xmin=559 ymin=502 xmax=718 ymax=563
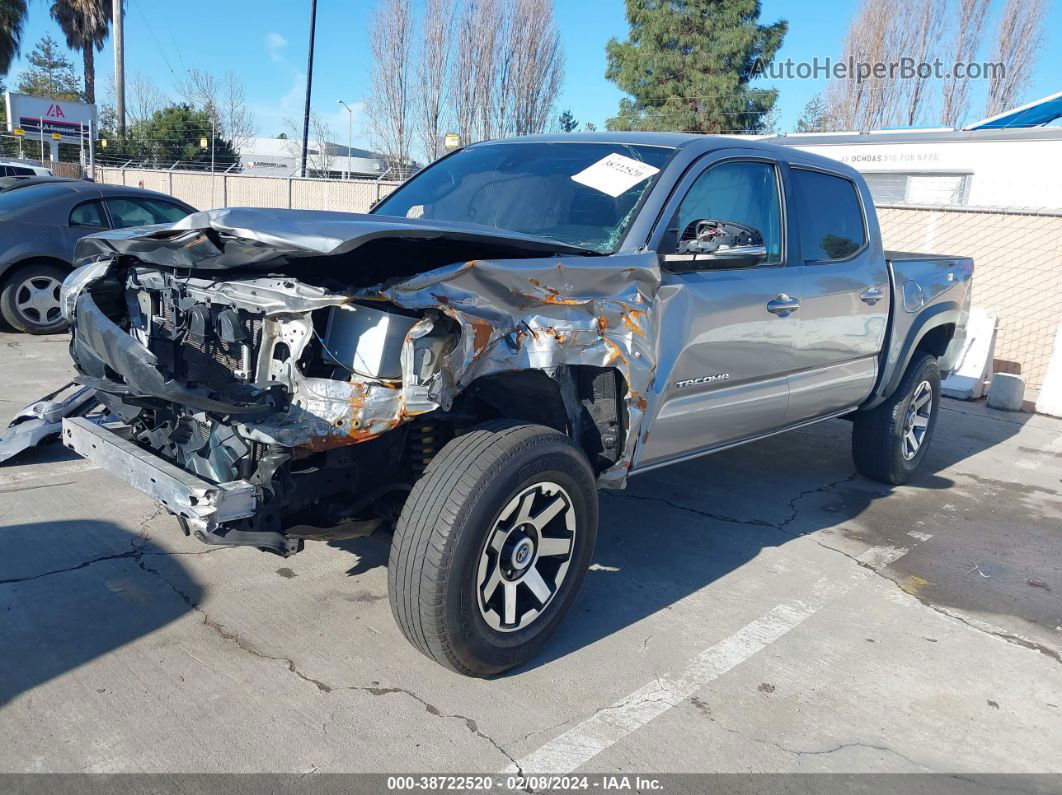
xmin=605 ymin=0 xmax=785 ymax=134
xmin=558 ymin=108 xmax=578 ymax=132
xmin=103 ymin=105 xmax=239 ymax=168
xmin=795 ymin=93 xmax=831 ymax=133
xmin=15 ymin=34 xmax=82 ymax=100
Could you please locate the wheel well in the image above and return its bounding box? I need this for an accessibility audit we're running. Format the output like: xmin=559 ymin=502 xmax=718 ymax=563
xmin=0 ymin=256 xmax=73 ymax=287
xmin=915 ymin=323 xmax=955 ymax=358
xmin=457 ymin=366 xmax=628 ymax=473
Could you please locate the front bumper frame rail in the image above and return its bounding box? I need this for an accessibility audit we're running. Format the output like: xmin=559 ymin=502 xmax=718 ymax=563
xmin=62 ymin=416 xmax=258 ymax=534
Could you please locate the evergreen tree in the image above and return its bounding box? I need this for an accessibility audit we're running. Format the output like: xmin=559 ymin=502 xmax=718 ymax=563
xmin=605 ymin=0 xmax=785 ymax=134
xmin=15 ymin=34 xmax=81 ymax=100
xmin=104 ymin=104 xmax=239 ymax=168
xmin=558 ymin=108 xmax=578 ymax=132
xmin=795 ymin=93 xmax=831 ymax=133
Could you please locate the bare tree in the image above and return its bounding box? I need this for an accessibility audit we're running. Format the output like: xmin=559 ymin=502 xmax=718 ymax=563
xmin=824 ymin=0 xmax=896 ymax=130
xmin=127 ymin=72 xmax=166 ymax=126
xmin=985 ymin=0 xmax=1046 ymax=117
xmin=368 ymin=0 xmax=415 ymax=172
xmin=283 ymin=113 xmax=336 ymax=176
xmin=178 ymin=67 xmax=257 ymax=153
xmin=940 ymin=0 xmax=991 ymax=126
xmin=416 ymin=0 xmax=455 ymax=163
xmin=506 ymin=0 xmax=564 ymax=136
xmin=451 ymin=0 xmax=478 ymax=144
xmin=895 ymin=0 xmax=947 ymax=127
xmin=447 ymin=0 xmax=562 ymax=144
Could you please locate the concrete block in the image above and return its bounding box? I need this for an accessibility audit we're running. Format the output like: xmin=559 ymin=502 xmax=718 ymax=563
xmin=1036 ymin=325 xmax=1062 ymax=418
xmin=987 ymin=373 xmax=1025 ymax=411
xmin=942 ymin=308 xmax=998 ymax=400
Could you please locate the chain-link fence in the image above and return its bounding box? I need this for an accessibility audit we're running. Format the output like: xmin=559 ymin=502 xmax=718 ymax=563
xmin=57 ymin=164 xmax=1062 ymax=393
xmin=877 ymin=204 xmax=1062 ymax=390
xmin=94 ymin=167 xmax=403 ymax=215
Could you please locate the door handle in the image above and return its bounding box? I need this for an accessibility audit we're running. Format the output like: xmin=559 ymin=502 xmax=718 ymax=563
xmin=860 ymin=286 xmax=884 ymax=305
xmin=766 ymin=294 xmax=800 ymax=317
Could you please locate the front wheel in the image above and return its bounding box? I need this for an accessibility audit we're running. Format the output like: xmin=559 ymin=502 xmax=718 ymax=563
xmin=852 ymin=352 xmax=941 ymax=485
xmin=388 ymin=421 xmax=598 ymax=677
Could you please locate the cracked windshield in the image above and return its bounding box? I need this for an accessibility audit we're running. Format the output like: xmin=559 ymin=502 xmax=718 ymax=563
xmin=373 ymin=142 xmax=675 ymax=253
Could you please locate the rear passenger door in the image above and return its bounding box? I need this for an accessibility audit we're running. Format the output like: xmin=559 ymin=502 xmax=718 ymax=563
xmin=784 ymin=164 xmax=890 ymax=423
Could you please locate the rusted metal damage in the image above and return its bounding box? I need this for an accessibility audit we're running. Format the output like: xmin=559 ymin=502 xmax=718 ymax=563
xmin=216 ymin=252 xmax=659 ymax=489
xmin=60 ymin=212 xmax=661 ymax=489
xmin=369 ymin=253 xmax=660 ymax=487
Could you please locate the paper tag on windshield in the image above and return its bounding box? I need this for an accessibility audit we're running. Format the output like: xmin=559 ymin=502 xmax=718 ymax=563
xmin=571 ymin=153 xmax=660 ymax=197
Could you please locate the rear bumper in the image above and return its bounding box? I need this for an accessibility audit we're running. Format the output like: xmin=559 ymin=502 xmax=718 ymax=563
xmin=62 ymin=416 xmax=258 ymax=535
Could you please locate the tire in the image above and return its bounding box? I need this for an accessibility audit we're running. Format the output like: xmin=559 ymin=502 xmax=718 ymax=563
xmin=0 ymin=263 xmax=70 ymax=335
xmin=388 ymin=421 xmax=598 ymax=677
xmin=852 ymin=352 xmax=941 ymax=485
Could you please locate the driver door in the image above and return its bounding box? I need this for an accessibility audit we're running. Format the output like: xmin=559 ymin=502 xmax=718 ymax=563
xmin=634 ymin=155 xmax=801 ymax=470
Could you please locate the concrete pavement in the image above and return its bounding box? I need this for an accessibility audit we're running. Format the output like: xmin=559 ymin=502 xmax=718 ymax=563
xmin=1 ymin=330 xmax=1060 ymax=774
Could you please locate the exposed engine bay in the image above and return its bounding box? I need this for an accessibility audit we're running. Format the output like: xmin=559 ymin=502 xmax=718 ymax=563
xmin=60 ymin=209 xmax=658 ymax=556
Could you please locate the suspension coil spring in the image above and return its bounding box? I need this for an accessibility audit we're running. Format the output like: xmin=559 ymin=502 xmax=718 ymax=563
xmin=408 ymin=421 xmax=447 ymax=478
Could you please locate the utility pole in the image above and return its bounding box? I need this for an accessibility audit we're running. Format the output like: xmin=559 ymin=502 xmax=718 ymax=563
xmin=337 ymin=99 xmax=353 ymax=179
xmin=299 ymin=0 xmax=318 ymax=178
xmin=113 ymin=0 xmax=125 ymax=136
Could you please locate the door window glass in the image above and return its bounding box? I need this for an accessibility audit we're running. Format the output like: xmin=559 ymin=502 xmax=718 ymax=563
xmin=791 ymin=169 xmax=866 ymax=261
xmin=669 ymin=161 xmax=783 ymax=265
xmin=105 ymin=197 xmax=189 ymax=228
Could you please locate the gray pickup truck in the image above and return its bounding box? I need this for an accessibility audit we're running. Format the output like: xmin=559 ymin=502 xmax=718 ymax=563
xmin=55 ymin=133 xmax=972 ymax=676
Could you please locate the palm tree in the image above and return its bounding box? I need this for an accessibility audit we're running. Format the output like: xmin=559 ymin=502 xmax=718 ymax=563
xmin=0 ymin=0 xmax=28 ymax=75
xmin=50 ymin=0 xmax=111 ymax=103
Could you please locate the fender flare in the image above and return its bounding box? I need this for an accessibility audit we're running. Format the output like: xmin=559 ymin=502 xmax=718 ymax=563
xmin=865 ymin=300 xmax=959 ymax=409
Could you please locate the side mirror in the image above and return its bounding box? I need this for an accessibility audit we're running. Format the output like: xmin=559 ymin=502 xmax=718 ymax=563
xmin=662 ymin=219 xmax=767 ymax=270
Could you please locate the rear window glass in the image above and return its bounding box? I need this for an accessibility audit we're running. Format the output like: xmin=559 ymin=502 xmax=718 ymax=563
xmin=790 ymin=169 xmax=866 ymax=261
xmin=70 ymin=201 xmax=107 ymax=227
xmin=0 ymin=184 xmax=73 ymax=215
xmin=105 ymin=197 xmax=189 ymax=228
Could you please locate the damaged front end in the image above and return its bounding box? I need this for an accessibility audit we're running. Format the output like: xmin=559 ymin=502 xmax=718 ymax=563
xmin=60 ymin=209 xmax=659 ymax=555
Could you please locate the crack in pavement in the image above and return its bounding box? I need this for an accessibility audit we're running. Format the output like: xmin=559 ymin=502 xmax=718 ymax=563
xmin=0 ymin=545 xmax=232 ymax=585
xmin=609 ymin=472 xmax=863 ymax=537
xmin=348 ymin=685 xmax=523 ymax=774
xmin=688 ymin=699 xmax=931 ymax=771
xmin=612 ymin=477 xmax=1062 ymax=668
xmin=912 ymin=595 xmax=1062 ymax=666
xmin=125 ymin=532 xmax=524 ymax=773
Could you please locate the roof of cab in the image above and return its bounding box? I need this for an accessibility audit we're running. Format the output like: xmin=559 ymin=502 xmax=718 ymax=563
xmin=467 ymin=131 xmax=858 ymax=176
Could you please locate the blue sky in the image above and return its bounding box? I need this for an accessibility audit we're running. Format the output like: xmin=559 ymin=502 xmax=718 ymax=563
xmin=7 ymin=0 xmax=1062 ymax=147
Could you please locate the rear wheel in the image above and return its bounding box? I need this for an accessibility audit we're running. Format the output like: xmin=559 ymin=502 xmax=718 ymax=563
xmin=0 ymin=263 xmax=69 ymax=334
xmin=852 ymin=352 xmax=941 ymax=484
xmin=388 ymin=421 xmax=598 ymax=677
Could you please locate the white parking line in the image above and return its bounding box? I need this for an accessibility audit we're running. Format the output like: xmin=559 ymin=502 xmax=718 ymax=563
xmin=508 ymin=545 xmax=911 ymax=774
xmin=1013 ymin=433 xmax=1062 ymax=472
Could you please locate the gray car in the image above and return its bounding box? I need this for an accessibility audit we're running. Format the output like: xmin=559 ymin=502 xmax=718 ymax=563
xmin=56 ymin=133 xmax=972 ymax=676
xmin=0 ymin=181 xmax=195 ymax=334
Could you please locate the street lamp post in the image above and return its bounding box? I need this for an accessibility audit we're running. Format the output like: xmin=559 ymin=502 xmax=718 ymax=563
xmin=337 ymin=100 xmax=353 ymax=180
